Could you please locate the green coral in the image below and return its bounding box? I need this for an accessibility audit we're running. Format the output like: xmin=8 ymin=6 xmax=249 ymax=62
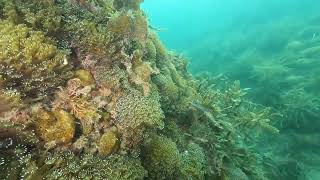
xmin=115 ymin=90 xmax=164 ymax=151
xmin=0 ymin=20 xmax=69 ymax=98
xmin=142 ymin=135 xmax=181 ymax=179
xmin=181 ymin=143 xmax=207 ymax=180
xmin=115 ymin=90 xmax=164 ymax=130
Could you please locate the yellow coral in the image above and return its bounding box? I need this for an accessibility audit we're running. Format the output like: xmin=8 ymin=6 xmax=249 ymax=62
xmin=33 ymin=107 xmax=75 ymax=148
xmin=0 ymin=20 xmax=69 ymax=98
xmin=99 ymin=127 xmax=118 ymax=156
xmin=75 ymin=69 xmax=95 ymax=86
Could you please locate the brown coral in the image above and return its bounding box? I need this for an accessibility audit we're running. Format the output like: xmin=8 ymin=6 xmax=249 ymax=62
xmin=33 ymin=107 xmax=75 ymax=148
xmin=52 ymin=78 xmax=100 ymax=135
xmin=107 ymin=10 xmax=148 ymax=44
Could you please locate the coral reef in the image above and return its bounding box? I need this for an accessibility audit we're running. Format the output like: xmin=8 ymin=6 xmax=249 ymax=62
xmin=0 ymin=0 xmax=280 ymax=179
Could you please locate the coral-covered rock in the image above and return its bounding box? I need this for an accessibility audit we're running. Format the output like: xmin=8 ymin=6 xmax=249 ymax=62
xmin=52 ymin=78 xmax=100 ymax=135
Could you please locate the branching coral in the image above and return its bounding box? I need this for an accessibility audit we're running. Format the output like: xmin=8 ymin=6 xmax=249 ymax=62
xmin=280 ymin=88 xmax=320 ymax=131
xmin=235 ymin=104 xmax=280 ymax=136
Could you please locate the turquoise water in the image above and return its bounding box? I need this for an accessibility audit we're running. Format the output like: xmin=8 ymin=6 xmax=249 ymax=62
xmin=143 ymin=1 xmax=320 ymax=179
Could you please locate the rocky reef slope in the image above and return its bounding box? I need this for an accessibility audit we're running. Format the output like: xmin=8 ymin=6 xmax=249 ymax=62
xmin=0 ymin=1 xmax=277 ymax=179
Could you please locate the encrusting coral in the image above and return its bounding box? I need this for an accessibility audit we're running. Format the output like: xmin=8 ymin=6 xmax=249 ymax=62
xmin=0 ymin=0 xmax=279 ymax=179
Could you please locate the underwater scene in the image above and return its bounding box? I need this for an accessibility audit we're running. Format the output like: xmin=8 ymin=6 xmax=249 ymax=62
xmin=0 ymin=0 xmax=319 ymax=179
